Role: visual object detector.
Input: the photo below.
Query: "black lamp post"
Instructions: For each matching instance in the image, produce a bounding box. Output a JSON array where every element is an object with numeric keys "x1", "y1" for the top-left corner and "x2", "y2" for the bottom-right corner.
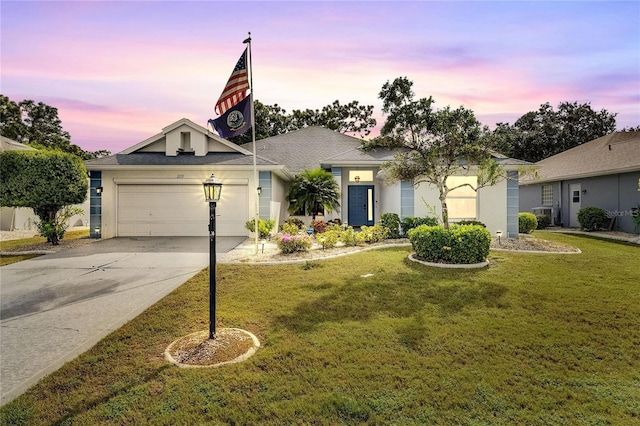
[{"x1": 203, "y1": 173, "x2": 223, "y2": 339}]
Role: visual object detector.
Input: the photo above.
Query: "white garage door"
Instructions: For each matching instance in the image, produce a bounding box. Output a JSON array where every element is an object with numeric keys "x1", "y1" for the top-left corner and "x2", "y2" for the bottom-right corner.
[{"x1": 117, "y1": 184, "x2": 248, "y2": 237}]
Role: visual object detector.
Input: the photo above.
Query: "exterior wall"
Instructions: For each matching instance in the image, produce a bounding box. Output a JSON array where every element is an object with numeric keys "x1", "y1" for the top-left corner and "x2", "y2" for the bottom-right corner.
[
  {"x1": 563, "y1": 172, "x2": 640, "y2": 233},
  {"x1": 477, "y1": 179, "x2": 508, "y2": 237},
  {"x1": 521, "y1": 171, "x2": 640, "y2": 233},
  {"x1": 506, "y1": 171, "x2": 519, "y2": 238},
  {"x1": 0, "y1": 207, "x2": 38, "y2": 231},
  {"x1": 379, "y1": 180, "x2": 402, "y2": 218},
  {"x1": 270, "y1": 172, "x2": 289, "y2": 225},
  {"x1": 519, "y1": 182, "x2": 562, "y2": 225},
  {"x1": 618, "y1": 172, "x2": 640, "y2": 233},
  {"x1": 414, "y1": 183, "x2": 441, "y2": 218},
  {"x1": 95, "y1": 168, "x2": 256, "y2": 239}
]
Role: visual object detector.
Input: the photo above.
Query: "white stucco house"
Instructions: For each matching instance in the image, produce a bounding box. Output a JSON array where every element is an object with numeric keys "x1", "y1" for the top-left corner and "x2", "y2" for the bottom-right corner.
[{"x1": 84, "y1": 118, "x2": 526, "y2": 239}]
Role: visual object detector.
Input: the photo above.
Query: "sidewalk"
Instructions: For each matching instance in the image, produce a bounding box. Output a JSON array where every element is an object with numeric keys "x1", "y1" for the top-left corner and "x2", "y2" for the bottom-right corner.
[{"x1": 545, "y1": 228, "x2": 640, "y2": 245}]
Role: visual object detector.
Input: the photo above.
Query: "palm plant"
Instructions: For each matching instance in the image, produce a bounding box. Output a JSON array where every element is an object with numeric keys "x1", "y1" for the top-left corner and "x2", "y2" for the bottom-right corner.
[{"x1": 286, "y1": 168, "x2": 340, "y2": 220}]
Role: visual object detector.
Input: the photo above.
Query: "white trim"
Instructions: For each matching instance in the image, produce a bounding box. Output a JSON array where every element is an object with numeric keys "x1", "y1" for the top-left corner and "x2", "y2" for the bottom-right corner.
[{"x1": 113, "y1": 178, "x2": 249, "y2": 185}]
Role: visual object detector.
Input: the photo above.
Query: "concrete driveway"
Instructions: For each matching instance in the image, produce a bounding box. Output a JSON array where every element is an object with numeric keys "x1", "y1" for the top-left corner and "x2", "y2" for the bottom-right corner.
[{"x1": 0, "y1": 236, "x2": 245, "y2": 405}]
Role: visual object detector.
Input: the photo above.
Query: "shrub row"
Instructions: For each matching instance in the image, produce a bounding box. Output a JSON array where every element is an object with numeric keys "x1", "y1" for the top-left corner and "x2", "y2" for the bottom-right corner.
[{"x1": 408, "y1": 224, "x2": 490, "y2": 264}]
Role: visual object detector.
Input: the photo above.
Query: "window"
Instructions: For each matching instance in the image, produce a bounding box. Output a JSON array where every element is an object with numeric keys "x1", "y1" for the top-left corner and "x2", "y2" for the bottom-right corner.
[
  {"x1": 349, "y1": 170, "x2": 373, "y2": 183},
  {"x1": 572, "y1": 191, "x2": 580, "y2": 203},
  {"x1": 541, "y1": 185, "x2": 553, "y2": 206},
  {"x1": 446, "y1": 176, "x2": 477, "y2": 220}
]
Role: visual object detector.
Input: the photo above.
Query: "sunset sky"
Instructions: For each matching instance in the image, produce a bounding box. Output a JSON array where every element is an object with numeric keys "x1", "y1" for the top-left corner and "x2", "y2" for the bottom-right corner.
[{"x1": 2, "y1": 1, "x2": 639, "y2": 154}]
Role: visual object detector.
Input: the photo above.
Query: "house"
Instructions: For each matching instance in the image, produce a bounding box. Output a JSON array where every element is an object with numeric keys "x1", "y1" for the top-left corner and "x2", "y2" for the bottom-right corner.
[
  {"x1": 519, "y1": 131, "x2": 640, "y2": 233},
  {"x1": 0, "y1": 136, "x2": 89, "y2": 231},
  {"x1": 84, "y1": 118, "x2": 526, "y2": 240}
]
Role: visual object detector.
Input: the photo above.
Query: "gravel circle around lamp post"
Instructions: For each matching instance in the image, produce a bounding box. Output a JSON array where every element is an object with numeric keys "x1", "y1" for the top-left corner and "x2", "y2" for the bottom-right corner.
[{"x1": 165, "y1": 328, "x2": 260, "y2": 369}]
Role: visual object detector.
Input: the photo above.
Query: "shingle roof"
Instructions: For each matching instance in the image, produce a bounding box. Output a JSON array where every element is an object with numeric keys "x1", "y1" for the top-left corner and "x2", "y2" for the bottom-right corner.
[
  {"x1": 85, "y1": 152, "x2": 277, "y2": 167},
  {"x1": 0, "y1": 136, "x2": 36, "y2": 152},
  {"x1": 520, "y1": 131, "x2": 640, "y2": 184},
  {"x1": 244, "y1": 126, "x2": 368, "y2": 174}
]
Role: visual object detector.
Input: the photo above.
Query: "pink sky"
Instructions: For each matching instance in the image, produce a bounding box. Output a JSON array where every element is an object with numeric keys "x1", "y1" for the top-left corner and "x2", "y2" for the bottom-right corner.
[{"x1": 2, "y1": 1, "x2": 639, "y2": 154}]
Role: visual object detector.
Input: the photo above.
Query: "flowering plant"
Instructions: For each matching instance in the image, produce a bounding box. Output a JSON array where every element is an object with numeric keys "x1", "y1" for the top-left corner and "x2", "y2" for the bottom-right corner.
[{"x1": 275, "y1": 232, "x2": 313, "y2": 254}]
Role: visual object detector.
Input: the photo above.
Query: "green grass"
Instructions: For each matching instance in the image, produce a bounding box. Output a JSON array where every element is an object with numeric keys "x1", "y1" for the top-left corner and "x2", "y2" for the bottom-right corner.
[
  {"x1": 1, "y1": 233, "x2": 639, "y2": 425},
  {"x1": 0, "y1": 229, "x2": 89, "y2": 266}
]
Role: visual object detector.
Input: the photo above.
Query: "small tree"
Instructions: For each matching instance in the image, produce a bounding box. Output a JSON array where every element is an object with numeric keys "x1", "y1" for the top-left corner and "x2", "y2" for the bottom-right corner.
[
  {"x1": 0, "y1": 150, "x2": 88, "y2": 244},
  {"x1": 286, "y1": 168, "x2": 340, "y2": 220},
  {"x1": 367, "y1": 77, "x2": 503, "y2": 229}
]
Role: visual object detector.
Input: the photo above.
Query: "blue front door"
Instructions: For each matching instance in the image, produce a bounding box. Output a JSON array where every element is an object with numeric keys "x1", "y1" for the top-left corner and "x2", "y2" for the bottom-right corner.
[{"x1": 348, "y1": 185, "x2": 375, "y2": 226}]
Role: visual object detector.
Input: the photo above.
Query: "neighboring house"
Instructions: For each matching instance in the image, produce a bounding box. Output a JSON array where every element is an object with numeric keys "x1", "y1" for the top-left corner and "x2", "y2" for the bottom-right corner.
[
  {"x1": 519, "y1": 131, "x2": 640, "y2": 233},
  {"x1": 0, "y1": 137, "x2": 89, "y2": 231},
  {"x1": 84, "y1": 118, "x2": 527, "y2": 240}
]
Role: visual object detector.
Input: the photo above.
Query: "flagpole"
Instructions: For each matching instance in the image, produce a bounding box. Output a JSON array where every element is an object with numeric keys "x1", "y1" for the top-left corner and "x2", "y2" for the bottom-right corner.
[{"x1": 244, "y1": 33, "x2": 259, "y2": 255}]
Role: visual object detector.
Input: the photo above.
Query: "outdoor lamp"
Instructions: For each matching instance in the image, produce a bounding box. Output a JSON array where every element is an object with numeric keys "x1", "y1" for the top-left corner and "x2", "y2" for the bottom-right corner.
[
  {"x1": 95, "y1": 186, "x2": 103, "y2": 195},
  {"x1": 496, "y1": 230, "x2": 503, "y2": 245},
  {"x1": 354, "y1": 176, "x2": 361, "y2": 183},
  {"x1": 203, "y1": 173, "x2": 223, "y2": 340},
  {"x1": 257, "y1": 186, "x2": 262, "y2": 195},
  {"x1": 203, "y1": 173, "x2": 223, "y2": 202}
]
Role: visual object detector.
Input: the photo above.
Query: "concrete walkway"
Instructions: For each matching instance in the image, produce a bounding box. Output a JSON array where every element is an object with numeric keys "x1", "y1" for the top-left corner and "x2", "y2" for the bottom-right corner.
[{"x1": 0, "y1": 236, "x2": 244, "y2": 406}]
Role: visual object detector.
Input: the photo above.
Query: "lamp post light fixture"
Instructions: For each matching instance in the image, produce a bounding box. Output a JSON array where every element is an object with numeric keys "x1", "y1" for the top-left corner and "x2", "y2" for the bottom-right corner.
[
  {"x1": 496, "y1": 230, "x2": 503, "y2": 245},
  {"x1": 203, "y1": 173, "x2": 223, "y2": 340}
]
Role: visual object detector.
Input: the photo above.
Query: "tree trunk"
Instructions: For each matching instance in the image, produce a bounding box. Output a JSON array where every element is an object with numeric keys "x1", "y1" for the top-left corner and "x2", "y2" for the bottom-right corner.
[{"x1": 437, "y1": 181, "x2": 449, "y2": 230}]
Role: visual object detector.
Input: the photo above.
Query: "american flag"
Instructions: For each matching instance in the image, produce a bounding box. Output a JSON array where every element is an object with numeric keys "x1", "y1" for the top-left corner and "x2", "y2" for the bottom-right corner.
[{"x1": 215, "y1": 48, "x2": 249, "y2": 115}]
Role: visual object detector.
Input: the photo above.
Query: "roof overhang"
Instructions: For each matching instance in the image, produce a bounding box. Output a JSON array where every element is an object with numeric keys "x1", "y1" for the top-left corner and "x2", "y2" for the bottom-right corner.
[{"x1": 520, "y1": 165, "x2": 640, "y2": 185}]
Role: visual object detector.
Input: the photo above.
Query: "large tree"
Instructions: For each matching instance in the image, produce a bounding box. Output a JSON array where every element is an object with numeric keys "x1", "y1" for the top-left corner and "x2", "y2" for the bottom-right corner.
[
  {"x1": 229, "y1": 99, "x2": 376, "y2": 144},
  {"x1": 498, "y1": 101, "x2": 617, "y2": 162},
  {"x1": 285, "y1": 168, "x2": 341, "y2": 220},
  {"x1": 0, "y1": 150, "x2": 88, "y2": 244},
  {"x1": 365, "y1": 77, "x2": 502, "y2": 229},
  {"x1": 0, "y1": 95, "x2": 109, "y2": 159}
]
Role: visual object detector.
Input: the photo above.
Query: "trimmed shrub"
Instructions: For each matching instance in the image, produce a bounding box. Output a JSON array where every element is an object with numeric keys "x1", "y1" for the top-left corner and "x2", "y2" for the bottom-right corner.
[
  {"x1": 401, "y1": 216, "x2": 439, "y2": 235},
  {"x1": 379, "y1": 213, "x2": 401, "y2": 238},
  {"x1": 408, "y1": 224, "x2": 490, "y2": 264},
  {"x1": 577, "y1": 207, "x2": 608, "y2": 231},
  {"x1": 360, "y1": 224, "x2": 390, "y2": 243},
  {"x1": 245, "y1": 218, "x2": 275, "y2": 239},
  {"x1": 518, "y1": 212, "x2": 538, "y2": 234},
  {"x1": 535, "y1": 214, "x2": 551, "y2": 230},
  {"x1": 317, "y1": 230, "x2": 339, "y2": 249},
  {"x1": 275, "y1": 232, "x2": 313, "y2": 254},
  {"x1": 340, "y1": 226, "x2": 365, "y2": 247},
  {"x1": 282, "y1": 217, "x2": 305, "y2": 231},
  {"x1": 281, "y1": 222, "x2": 301, "y2": 235},
  {"x1": 310, "y1": 219, "x2": 328, "y2": 234}
]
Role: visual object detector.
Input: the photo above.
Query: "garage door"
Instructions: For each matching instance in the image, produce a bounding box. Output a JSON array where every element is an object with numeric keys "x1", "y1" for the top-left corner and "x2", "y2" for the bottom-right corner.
[{"x1": 117, "y1": 184, "x2": 248, "y2": 237}]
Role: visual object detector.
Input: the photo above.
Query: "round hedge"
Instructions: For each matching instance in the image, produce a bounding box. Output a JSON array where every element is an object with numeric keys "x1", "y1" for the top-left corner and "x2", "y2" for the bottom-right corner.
[
  {"x1": 518, "y1": 212, "x2": 538, "y2": 234},
  {"x1": 577, "y1": 206, "x2": 607, "y2": 231},
  {"x1": 408, "y1": 224, "x2": 491, "y2": 264}
]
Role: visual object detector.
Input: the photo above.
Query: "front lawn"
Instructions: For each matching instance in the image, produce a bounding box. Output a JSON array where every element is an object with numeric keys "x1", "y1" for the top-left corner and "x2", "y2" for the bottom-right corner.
[{"x1": 1, "y1": 233, "x2": 639, "y2": 424}]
